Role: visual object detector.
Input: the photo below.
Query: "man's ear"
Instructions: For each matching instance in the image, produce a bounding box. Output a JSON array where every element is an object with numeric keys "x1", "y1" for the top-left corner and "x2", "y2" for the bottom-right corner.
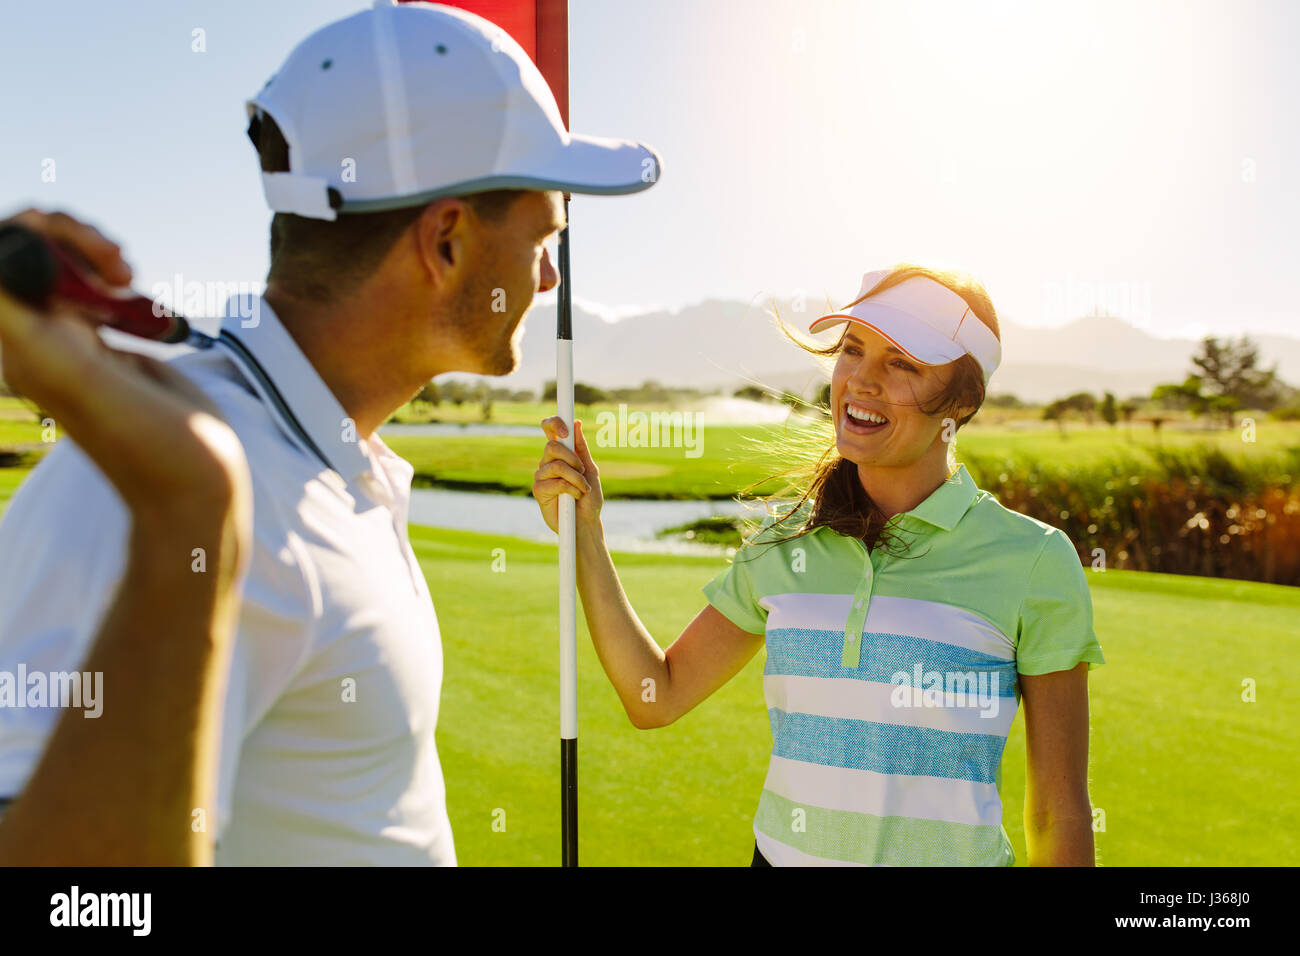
[{"x1": 414, "y1": 197, "x2": 469, "y2": 285}]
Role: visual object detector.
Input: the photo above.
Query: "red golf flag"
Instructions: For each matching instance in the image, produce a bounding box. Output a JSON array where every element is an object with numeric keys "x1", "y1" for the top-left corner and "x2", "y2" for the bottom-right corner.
[{"x1": 401, "y1": 0, "x2": 569, "y2": 128}]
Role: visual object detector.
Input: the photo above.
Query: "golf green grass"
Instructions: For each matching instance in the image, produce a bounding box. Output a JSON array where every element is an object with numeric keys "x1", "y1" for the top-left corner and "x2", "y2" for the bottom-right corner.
[
  {"x1": 384, "y1": 423, "x2": 791, "y2": 499},
  {"x1": 0, "y1": 466, "x2": 31, "y2": 505},
  {"x1": 1, "y1": 417, "x2": 1295, "y2": 865},
  {"x1": 0, "y1": 418, "x2": 43, "y2": 447},
  {"x1": 0, "y1": 465, "x2": 1293, "y2": 864},
  {"x1": 380, "y1": 417, "x2": 1300, "y2": 499},
  {"x1": 418, "y1": 524, "x2": 1298, "y2": 866}
]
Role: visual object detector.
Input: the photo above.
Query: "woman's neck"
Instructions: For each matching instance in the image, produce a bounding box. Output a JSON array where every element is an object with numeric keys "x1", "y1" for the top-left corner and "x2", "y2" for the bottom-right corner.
[{"x1": 856, "y1": 450, "x2": 952, "y2": 521}]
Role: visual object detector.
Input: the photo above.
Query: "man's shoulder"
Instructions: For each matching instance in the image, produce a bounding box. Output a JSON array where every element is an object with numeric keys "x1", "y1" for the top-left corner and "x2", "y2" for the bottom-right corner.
[
  {"x1": 166, "y1": 348, "x2": 319, "y2": 480},
  {"x1": 0, "y1": 346, "x2": 327, "y2": 561}
]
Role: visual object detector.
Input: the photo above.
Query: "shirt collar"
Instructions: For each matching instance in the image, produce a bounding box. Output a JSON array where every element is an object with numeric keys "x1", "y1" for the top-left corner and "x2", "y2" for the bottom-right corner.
[
  {"x1": 217, "y1": 294, "x2": 373, "y2": 485},
  {"x1": 894, "y1": 462, "x2": 982, "y2": 532}
]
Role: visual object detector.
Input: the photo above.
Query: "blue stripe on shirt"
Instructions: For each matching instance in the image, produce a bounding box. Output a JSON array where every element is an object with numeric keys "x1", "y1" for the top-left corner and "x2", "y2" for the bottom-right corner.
[
  {"x1": 768, "y1": 709, "x2": 1008, "y2": 783},
  {"x1": 766, "y1": 627, "x2": 1019, "y2": 696}
]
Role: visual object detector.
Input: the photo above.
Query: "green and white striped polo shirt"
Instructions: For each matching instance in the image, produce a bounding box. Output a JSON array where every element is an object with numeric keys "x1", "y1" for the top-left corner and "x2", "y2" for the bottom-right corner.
[{"x1": 702, "y1": 463, "x2": 1104, "y2": 866}]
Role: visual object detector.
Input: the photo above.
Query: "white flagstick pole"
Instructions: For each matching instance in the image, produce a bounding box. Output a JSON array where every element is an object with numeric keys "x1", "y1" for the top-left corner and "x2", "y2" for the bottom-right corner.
[{"x1": 555, "y1": 196, "x2": 578, "y2": 866}]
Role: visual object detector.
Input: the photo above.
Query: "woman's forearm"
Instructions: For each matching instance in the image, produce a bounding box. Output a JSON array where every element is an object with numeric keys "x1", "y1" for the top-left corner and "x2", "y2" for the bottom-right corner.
[
  {"x1": 0, "y1": 502, "x2": 243, "y2": 866},
  {"x1": 1025, "y1": 812, "x2": 1097, "y2": 866},
  {"x1": 575, "y1": 521, "x2": 672, "y2": 728}
]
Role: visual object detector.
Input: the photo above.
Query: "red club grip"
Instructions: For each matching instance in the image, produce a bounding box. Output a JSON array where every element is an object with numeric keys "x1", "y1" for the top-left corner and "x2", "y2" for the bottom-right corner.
[{"x1": 0, "y1": 223, "x2": 190, "y2": 343}]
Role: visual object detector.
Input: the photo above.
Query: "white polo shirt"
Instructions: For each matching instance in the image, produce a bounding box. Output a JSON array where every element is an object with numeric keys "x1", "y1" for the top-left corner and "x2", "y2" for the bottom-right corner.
[{"x1": 0, "y1": 294, "x2": 455, "y2": 865}]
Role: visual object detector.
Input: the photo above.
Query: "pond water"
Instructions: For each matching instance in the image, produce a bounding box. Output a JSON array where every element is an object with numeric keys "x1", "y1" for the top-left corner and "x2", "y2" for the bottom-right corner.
[
  {"x1": 407, "y1": 488, "x2": 770, "y2": 554},
  {"x1": 383, "y1": 423, "x2": 543, "y2": 437}
]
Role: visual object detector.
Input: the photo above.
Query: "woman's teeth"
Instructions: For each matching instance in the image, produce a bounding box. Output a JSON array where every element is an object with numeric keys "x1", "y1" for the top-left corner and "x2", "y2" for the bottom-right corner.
[{"x1": 845, "y1": 405, "x2": 889, "y2": 426}]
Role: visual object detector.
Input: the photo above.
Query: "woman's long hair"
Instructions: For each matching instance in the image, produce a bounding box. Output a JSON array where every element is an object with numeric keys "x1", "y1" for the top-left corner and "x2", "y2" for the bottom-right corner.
[{"x1": 738, "y1": 264, "x2": 1001, "y2": 558}]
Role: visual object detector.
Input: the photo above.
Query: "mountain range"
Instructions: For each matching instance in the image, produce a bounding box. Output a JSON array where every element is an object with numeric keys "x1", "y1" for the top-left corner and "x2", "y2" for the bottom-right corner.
[{"x1": 477, "y1": 299, "x2": 1300, "y2": 405}]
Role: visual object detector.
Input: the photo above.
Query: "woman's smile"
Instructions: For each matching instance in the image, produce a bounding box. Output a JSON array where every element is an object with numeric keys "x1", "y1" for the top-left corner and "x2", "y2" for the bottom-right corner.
[{"x1": 842, "y1": 399, "x2": 892, "y2": 436}]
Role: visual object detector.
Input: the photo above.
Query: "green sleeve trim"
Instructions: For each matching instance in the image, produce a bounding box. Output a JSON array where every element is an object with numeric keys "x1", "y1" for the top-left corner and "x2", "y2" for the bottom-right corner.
[
  {"x1": 700, "y1": 574, "x2": 767, "y2": 636},
  {"x1": 1016, "y1": 646, "x2": 1105, "y2": 676}
]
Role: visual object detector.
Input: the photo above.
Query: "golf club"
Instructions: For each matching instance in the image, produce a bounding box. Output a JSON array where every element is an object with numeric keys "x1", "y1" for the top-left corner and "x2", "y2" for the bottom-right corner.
[{"x1": 0, "y1": 223, "x2": 213, "y2": 349}]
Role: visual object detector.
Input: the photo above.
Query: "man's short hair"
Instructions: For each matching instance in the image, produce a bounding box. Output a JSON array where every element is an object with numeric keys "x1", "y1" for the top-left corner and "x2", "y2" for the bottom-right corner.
[{"x1": 251, "y1": 113, "x2": 522, "y2": 302}]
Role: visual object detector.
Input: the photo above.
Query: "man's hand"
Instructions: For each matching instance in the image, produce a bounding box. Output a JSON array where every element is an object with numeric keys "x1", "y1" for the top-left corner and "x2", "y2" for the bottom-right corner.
[{"x1": 0, "y1": 208, "x2": 248, "y2": 516}]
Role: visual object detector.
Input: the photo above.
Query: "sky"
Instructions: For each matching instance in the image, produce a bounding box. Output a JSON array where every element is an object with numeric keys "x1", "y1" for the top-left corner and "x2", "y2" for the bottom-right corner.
[{"x1": 1, "y1": 0, "x2": 1296, "y2": 340}]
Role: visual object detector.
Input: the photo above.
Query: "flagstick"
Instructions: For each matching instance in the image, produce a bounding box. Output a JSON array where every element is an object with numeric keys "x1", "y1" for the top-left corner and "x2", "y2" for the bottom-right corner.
[{"x1": 555, "y1": 195, "x2": 578, "y2": 867}]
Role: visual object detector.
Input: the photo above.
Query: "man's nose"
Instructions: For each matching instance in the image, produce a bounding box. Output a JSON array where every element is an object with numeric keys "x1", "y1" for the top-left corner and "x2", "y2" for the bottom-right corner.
[{"x1": 538, "y1": 246, "x2": 559, "y2": 294}]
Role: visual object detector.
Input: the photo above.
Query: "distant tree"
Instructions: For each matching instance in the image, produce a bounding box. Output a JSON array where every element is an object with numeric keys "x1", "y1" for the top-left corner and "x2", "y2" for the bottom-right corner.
[
  {"x1": 542, "y1": 380, "x2": 606, "y2": 404},
  {"x1": 573, "y1": 382, "x2": 607, "y2": 405},
  {"x1": 1266, "y1": 382, "x2": 1300, "y2": 421},
  {"x1": 1064, "y1": 391, "x2": 1097, "y2": 425},
  {"x1": 1100, "y1": 391, "x2": 1118, "y2": 428},
  {"x1": 734, "y1": 386, "x2": 770, "y2": 402},
  {"x1": 639, "y1": 380, "x2": 671, "y2": 403},
  {"x1": 1151, "y1": 375, "x2": 1218, "y2": 425},
  {"x1": 1206, "y1": 394, "x2": 1241, "y2": 426},
  {"x1": 984, "y1": 393, "x2": 1025, "y2": 409},
  {"x1": 471, "y1": 381, "x2": 493, "y2": 421},
  {"x1": 1119, "y1": 399, "x2": 1139, "y2": 439},
  {"x1": 442, "y1": 380, "x2": 470, "y2": 406},
  {"x1": 415, "y1": 382, "x2": 441, "y2": 407},
  {"x1": 1271, "y1": 395, "x2": 1300, "y2": 421},
  {"x1": 1043, "y1": 400, "x2": 1068, "y2": 438},
  {"x1": 1190, "y1": 335, "x2": 1282, "y2": 425},
  {"x1": 816, "y1": 383, "x2": 831, "y2": 409}
]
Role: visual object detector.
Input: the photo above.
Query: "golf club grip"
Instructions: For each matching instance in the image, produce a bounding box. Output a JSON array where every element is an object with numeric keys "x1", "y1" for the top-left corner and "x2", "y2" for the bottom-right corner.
[{"x1": 0, "y1": 223, "x2": 191, "y2": 344}]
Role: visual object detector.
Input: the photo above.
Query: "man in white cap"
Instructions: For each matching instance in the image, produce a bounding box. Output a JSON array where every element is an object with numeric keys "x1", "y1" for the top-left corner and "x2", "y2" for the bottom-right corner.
[{"x1": 0, "y1": 0, "x2": 660, "y2": 864}]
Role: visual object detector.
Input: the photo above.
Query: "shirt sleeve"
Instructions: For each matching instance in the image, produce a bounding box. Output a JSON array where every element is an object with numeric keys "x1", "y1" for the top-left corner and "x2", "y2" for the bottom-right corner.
[
  {"x1": 699, "y1": 518, "x2": 774, "y2": 636},
  {"x1": 0, "y1": 442, "x2": 129, "y2": 798},
  {"x1": 0, "y1": 438, "x2": 319, "y2": 845},
  {"x1": 1014, "y1": 528, "x2": 1106, "y2": 676}
]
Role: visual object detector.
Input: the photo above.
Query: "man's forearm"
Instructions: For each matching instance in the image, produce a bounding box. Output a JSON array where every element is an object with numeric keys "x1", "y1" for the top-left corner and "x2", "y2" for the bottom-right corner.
[{"x1": 0, "y1": 508, "x2": 243, "y2": 865}]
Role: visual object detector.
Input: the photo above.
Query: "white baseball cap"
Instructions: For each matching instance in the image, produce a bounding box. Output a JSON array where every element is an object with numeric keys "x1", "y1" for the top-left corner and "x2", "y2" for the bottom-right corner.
[
  {"x1": 247, "y1": 0, "x2": 662, "y2": 221},
  {"x1": 808, "y1": 270, "x2": 1002, "y2": 386}
]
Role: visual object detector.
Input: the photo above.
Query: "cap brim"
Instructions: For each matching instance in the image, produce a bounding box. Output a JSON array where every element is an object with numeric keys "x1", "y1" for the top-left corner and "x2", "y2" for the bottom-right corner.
[
  {"x1": 808, "y1": 304, "x2": 966, "y2": 366},
  {"x1": 334, "y1": 134, "x2": 662, "y2": 213},
  {"x1": 520, "y1": 133, "x2": 662, "y2": 195}
]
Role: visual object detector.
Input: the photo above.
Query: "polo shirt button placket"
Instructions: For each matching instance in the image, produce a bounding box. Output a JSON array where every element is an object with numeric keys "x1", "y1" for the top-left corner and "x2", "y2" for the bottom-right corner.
[{"x1": 842, "y1": 554, "x2": 874, "y2": 669}]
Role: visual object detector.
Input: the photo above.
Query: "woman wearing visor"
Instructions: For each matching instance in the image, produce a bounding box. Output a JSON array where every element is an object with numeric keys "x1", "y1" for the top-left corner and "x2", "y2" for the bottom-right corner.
[{"x1": 531, "y1": 264, "x2": 1104, "y2": 866}]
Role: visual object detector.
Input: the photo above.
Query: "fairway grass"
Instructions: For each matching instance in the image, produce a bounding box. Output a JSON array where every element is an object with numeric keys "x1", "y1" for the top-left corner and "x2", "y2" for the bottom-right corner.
[
  {"x1": 0, "y1": 466, "x2": 32, "y2": 506},
  {"x1": 379, "y1": 418, "x2": 1300, "y2": 499},
  {"x1": 416, "y1": 525, "x2": 1298, "y2": 866},
  {"x1": 0, "y1": 462, "x2": 1292, "y2": 865}
]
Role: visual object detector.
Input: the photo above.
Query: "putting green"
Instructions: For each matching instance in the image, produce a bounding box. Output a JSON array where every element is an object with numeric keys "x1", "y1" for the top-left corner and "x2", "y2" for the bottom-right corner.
[{"x1": 417, "y1": 525, "x2": 1298, "y2": 866}]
